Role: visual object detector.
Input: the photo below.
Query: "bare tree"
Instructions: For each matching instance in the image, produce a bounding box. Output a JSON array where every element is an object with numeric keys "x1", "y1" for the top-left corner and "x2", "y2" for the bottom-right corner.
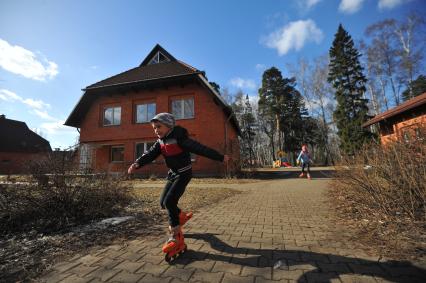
[{"x1": 365, "y1": 19, "x2": 401, "y2": 106}]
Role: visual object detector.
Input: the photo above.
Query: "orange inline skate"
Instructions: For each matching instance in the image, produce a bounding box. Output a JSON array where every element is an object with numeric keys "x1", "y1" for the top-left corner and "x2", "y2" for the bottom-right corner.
[
  {"x1": 162, "y1": 226, "x2": 187, "y2": 263},
  {"x1": 179, "y1": 211, "x2": 193, "y2": 226}
]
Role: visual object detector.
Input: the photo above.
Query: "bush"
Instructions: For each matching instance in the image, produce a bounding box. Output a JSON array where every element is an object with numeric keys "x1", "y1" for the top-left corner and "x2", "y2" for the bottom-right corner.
[
  {"x1": 331, "y1": 134, "x2": 425, "y2": 258},
  {"x1": 332, "y1": 138, "x2": 425, "y2": 222},
  {"x1": 0, "y1": 154, "x2": 133, "y2": 234}
]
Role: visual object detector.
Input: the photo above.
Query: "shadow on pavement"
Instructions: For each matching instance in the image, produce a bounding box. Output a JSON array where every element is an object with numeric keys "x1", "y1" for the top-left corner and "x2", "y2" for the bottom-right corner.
[
  {"x1": 178, "y1": 233, "x2": 425, "y2": 283},
  {"x1": 247, "y1": 168, "x2": 335, "y2": 180}
]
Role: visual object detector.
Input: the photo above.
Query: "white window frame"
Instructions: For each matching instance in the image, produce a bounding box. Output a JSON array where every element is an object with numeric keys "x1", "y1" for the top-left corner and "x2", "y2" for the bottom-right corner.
[
  {"x1": 136, "y1": 103, "x2": 156, "y2": 123},
  {"x1": 171, "y1": 98, "x2": 194, "y2": 120},
  {"x1": 148, "y1": 51, "x2": 170, "y2": 65},
  {"x1": 111, "y1": 146, "x2": 124, "y2": 163},
  {"x1": 103, "y1": 106, "x2": 121, "y2": 126}
]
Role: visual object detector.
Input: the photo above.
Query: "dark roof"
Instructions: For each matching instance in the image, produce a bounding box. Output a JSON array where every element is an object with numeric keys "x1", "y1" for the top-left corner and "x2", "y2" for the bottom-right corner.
[
  {"x1": 0, "y1": 115, "x2": 52, "y2": 153},
  {"x1": 65, "y1": 44, "x2": 241, "y2": 135},
  {"x1": 363, "y1": 92, "x2": 426, "y2": 127},
  {"x1": 85, "y1": 44, "x2": 199, "y2": 90}
]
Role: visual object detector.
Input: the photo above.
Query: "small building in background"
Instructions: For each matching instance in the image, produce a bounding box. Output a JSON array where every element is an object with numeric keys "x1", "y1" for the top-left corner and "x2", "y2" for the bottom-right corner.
[
  {"x1": 362, "y1": 92, "x2": 426, "y2": 145},
  {"x1": 0, "y1": 115, "x2": 52, "y2": 174}
]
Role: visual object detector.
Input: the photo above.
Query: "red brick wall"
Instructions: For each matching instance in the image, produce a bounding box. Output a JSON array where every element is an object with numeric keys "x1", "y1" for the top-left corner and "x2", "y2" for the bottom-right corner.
[
  {"x1": 0, "y1": 152, "x2": 49, "y2": 174},
  {"x1": 79, "y1": 82, "x2": 239, "y2": 176},
  {"x1": 380, "y1": 114, "x2": 426, "y2": 145}
]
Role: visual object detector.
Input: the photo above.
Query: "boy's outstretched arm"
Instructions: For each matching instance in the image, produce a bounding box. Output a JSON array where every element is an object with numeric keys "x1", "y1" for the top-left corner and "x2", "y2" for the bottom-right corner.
[
  {"x1": 180, "y1": 138, "x2": 226, "y2": 162},
  {"x1": 127, "y1": 141, "x2": 161, "y2": 174}
]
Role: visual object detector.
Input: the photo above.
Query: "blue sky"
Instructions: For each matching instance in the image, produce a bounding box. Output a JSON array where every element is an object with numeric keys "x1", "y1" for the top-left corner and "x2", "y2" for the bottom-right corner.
[{"x1": 0, "y1": 0, "x2": 423, "y2": 149}]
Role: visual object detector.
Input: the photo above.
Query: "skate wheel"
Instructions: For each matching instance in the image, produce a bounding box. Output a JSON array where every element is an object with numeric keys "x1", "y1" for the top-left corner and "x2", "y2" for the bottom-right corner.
[{"x1": 165, "y1": 254, "x2": 172, "y2": 263}]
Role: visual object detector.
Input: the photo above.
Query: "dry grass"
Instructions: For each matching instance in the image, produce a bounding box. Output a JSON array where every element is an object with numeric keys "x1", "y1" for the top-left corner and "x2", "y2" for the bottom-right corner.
[
  {"x1": 330, "y1": 137, "x2": 426, "y2": 260},
  {"x1": 0, "y1": 177, "x2": 241, "y2": 282}
]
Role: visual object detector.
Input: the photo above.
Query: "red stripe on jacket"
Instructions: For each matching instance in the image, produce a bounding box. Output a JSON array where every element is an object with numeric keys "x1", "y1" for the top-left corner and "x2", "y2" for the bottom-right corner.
[{"x1": 160, "y1": 143, "x2": 183, "y2": 156}]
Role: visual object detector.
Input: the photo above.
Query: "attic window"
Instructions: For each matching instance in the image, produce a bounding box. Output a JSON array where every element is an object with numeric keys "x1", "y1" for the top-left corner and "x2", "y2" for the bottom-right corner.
[{"x1": 148, "y1": 51, "x2": 170, "y2": 65}]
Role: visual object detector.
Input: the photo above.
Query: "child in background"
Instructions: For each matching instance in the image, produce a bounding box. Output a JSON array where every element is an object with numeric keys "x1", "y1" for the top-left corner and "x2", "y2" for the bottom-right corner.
[
  {"x1": 297, "y1": 144, "x2": 312, "y2": 179},
  {"x1": 128, "y1": 113, "x2": 229, "y2": 257}
]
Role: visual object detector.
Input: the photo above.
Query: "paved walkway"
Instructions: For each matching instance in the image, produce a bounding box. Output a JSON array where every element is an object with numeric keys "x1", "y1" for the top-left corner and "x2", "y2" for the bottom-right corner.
[{"x1": 41, "y1": 175, "x2": 426, "y2": 283}]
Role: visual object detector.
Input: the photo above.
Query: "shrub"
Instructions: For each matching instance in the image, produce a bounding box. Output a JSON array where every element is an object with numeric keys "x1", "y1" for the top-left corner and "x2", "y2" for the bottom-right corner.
[
  {"x1": 0, "y1": 154, "x2": 133, "y2": 234},
  {"x1": 331, "y1": 133, "x2": 426, "y2": 258}
]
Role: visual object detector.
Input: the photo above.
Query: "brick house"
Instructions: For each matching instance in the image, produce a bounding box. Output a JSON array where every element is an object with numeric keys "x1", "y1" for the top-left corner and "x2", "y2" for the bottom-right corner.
[
  {"x1": 65, "y1": 44, "x2": 240, "y2": 176},
  {"x1": 362, "y1": 92, "x2": 426, "y2": 145},
  {"x1": 0, "y1": 114, "x2": 52, "y2": 174}
]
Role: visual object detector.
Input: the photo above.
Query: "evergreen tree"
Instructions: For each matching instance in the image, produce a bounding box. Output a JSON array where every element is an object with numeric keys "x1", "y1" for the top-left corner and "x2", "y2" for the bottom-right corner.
[
  {"x1": 258, "y1": 67, "x2": 286, "y2": 159},
  {"x1": 402, "y1": 74, "x2": 426, "y2": 101},
  {"x1": 328, "y1": 24, "x2": 372, "y2": 155}
]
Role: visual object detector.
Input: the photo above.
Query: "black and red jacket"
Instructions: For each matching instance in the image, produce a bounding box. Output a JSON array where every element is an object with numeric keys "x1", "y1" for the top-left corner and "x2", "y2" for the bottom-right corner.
[{"x1": 135, "y1": 126, "x2": 224, "y2": 173}]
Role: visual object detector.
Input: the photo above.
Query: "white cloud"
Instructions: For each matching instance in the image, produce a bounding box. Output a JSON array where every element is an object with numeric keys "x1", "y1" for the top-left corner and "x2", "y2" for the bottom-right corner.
[
  {"x1": 264, "y1": 19, "x2": 323, "y2": 55},
  {"x1": 0, "y1": 38, "x2": 58, "y2": 81},
  {"x1": 306, "y1": 0, "x2": 322, "y2": 9},
  {"x1": 378, "y1": 0, "x2": 405, "y2": 9},
  {"x1": 32, "y1": 109, "x2": 57, "y2": 121},
  {"x1": 229, "y1": 77, "x2": 257, "y2": 90},
  {"x1": 40, "y1": 120, "x2": 72, "y2": 134},
  {"x1": 0, "y1": 89, "x2": 50, "y2": 110},
  {"x1": 338, "y1": 0, "x2": 365, "y2": 13},
  {"x1": 0, "y1": 89, "x2": 21, "y2": 101},
  {"x1": 23, "y1": 98, "x2": 50, "y2": 110}
]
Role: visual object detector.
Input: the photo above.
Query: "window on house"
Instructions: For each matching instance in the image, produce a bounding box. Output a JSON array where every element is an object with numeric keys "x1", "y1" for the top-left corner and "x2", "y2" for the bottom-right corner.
[
  {"x1": 111, "y1": 146, "x2": 124, "y2": 162},
  {"x1": 136, "y1": 103, "x2": 156, "y2": 123},
  {"x1": 148, "y1": 51, "x2": 170, "y2": 65},
  {"x1": 172, "y1": 98, "x2": 194, "y2": 119},
  {"x1": 104, "y1": 107, "x2": 121, "y2": 126},
  {"x1": 135, "y1": 142, "x2": 156, "y2": 159}
]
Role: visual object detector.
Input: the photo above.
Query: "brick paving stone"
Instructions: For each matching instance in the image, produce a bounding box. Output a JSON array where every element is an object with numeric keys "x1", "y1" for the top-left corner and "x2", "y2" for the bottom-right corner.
[
  {"x1": 305, "y1": 272, "x2": 339, "y2": 283},
  {"x1": 136, "y1": 262, "x2": 169, "y2": 275},
  {"x1": 255, "y1": 276, "x2": 289, "y2": 283},
  {"x1": 189, "y1": 270, "x2": 224, "y2": 283},
  {"x1": 66, "y1": 264, "x2": 100, "y2": 277},
  {"x1": 212, "y1": 261, "x2": 242, "y2": 275},
  {"x1": 184, "y1": 259, "x2": 216, "y2": 272},
  {"x1": 91, "y1": 257, "x2": 124, "y2": 269},
  {"x1": 75, "y1": 255, "x2": 103, "y2": 266},
  {"x1": 112, "y1": 260, "x2": 144, "y2": 273},
  {"x1": 39, "y1": 271, "x2": 72, "y2": 283},
  {"x1": 273, "y1": 269, "x2": 305, "y2": 281},
  {"x1": 108, "y1": 270, "x2": 145, "y2": 283},
  {"x1": 138, "y1": 274, "x2": 172, "y2": 283},
  {"x1": 222, "y1": 273, "x2": 255, "y2": 283},
  {"x1": 139, "y1": 253, "x2": 165, "y2": 265},
  {"x1": 117, "y1": 251, "x2": 145, "y2": 262},
  {"x1": 52, "y1": 261, "x2": 81, "y2": 273},
  {"x1": 83, "y1": 267, "x2": 120, "y2": 282},
  {"x1": 158, "y1": 266, "x2": 195, "y2": 281},
  {"x1": 241, "y1": 266, "x2": 272, "y2": 280},
  {"x1": 58, "y1": 274, "x2": 94, "y2": 283}
]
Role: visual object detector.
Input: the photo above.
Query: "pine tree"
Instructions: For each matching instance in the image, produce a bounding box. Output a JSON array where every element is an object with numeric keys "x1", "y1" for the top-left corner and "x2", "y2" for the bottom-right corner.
[
  {"x1": 328, "y1": 24, "x2": 372, "y2": 155},
  {"x1": 402, "y1": 74, "x2": 426, "y2": 101},
  {"x1": 258, "y1": 67, "x2": 287, "y2": 159}
]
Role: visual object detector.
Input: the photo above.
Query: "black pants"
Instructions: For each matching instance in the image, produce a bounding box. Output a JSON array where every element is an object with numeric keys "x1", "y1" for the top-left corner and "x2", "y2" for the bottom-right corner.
[
  {"x1": 302, "y1": 163, "x2": 311, "y2": 174},
  {"x1": 160, "y1": 170, "x2": 192, "y2": 227}
]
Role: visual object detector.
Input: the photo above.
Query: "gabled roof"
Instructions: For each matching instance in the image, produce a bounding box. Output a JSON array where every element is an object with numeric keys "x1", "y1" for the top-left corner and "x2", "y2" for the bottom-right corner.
[
  {"x1": 65, "y1": 44, "x2": 241, "y2": 135},
  {"x1": 85, "y1": 44, "x2": 199, "y2": 90},
  {"x1": 362, "y1": 92, "x2": 426, "y2": 127},
  {"x1": 0, "y1": 115, "x2": 52, "y2": 153}
]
